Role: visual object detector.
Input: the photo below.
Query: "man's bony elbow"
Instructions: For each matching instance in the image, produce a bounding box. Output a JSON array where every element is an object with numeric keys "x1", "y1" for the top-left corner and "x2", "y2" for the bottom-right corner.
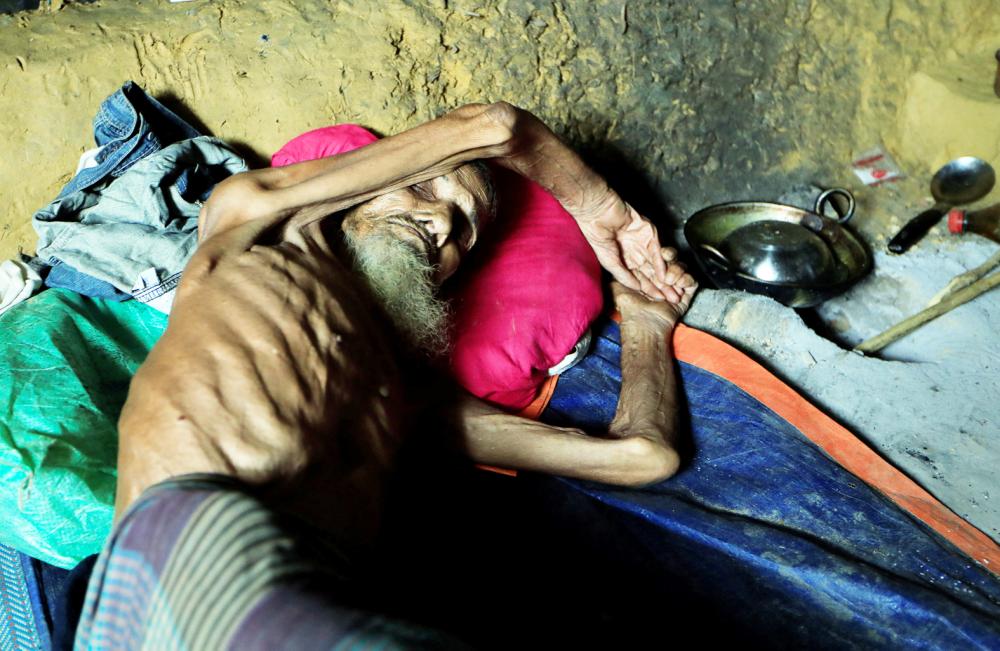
[
  {"x1": 483, "y1": 101, "x2": 519, "y2": 153},
  {"x1": 617, "y1": 436, "x2": 680, "y2": 487},
  {"x1": 199, "y1": 172, "x2": 274, "y2": 239},
  {"x1": 206, "y1": 172, "x2": 269, "y2": 213},
  {"x1": 448, "y1": 101, "x2": 519, "y2": 155}
]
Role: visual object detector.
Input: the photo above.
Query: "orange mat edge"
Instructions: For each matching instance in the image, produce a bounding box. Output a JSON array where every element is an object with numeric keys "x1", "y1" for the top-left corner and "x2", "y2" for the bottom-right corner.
[{"x1": 672, "y1": 323, "x2": 999, "y2": 575}]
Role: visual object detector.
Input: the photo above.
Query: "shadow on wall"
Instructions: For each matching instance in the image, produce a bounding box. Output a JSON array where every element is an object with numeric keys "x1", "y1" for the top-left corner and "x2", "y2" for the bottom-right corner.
[
  {"x1": 0, "y1": 0, "x2": 38, "y2": 12},
  {"x1": 573, "y1": 123, "x2": 706, "y2": 284},
  {"x1": 155, "y1": 91, "x2": 272, "y2": 169},
  {"x1": 0, "y1": 0, "x2": 96, "y2": 14},
  {"x1": 579, "y1": 140, "x2": 680, "y2": 233}
]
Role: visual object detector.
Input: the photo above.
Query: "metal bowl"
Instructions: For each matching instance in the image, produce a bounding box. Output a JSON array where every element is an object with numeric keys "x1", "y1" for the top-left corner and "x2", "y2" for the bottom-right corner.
[
  {"x1": 684, "y1": 188, "x2": 871, "y2": 308},
  {"x1": 723, "y1": 220, "x2": 836, "y2": 284}
]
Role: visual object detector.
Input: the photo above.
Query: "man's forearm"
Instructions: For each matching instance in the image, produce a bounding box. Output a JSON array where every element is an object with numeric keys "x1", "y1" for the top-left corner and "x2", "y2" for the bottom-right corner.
[
  {"x1": 201, "y1": 102, "x2": 615, "y2": 239},
  {"x1": 605, "y1": 280, "x2": 688, "y2": 478},
  {"x1": 261, "y1": 102, "x2": 612, "y2": 223},
  {"x1": 200, "y1": 103, "x2": 515, "y2": 239},
  {"x1": 610, "y1": 320, "x2": 679, "y2": 444},
  {"x1": 488, "y1": 105, "x2": 616, "y2": 223},
  {"x1": 451, "y1": 394, "x2": 676, "y2": 487}
]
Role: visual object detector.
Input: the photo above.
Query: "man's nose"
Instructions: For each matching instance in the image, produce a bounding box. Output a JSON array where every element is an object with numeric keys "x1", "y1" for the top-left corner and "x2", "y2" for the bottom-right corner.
[{"x1": 412, "y1": 202, "x2": 454, "y2": 248}]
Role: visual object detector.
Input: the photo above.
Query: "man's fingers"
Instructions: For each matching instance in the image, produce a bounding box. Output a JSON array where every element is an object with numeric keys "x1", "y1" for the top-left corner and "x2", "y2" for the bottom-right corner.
[
  {"x1": 622, "y1": 245, "x2": 675, "y2": 301},
  {"x1": 636, "y1": 266, "x2": 678, "y2": 303},
  {"x1": 624, "y1": 207, "x2": 667, "y2": 283},
  {"x1": 603, "y1": 257, "x2": 643, "y2": 294},
  {"x1": 600, "y1": 245, "x2": 666, "y2": 301},
  {"x1": 647, "y1": 239, "x2": 668, "y2": 283},
  {"x1": 678, "y1": 283, "x2": 696, "y2": 312},
  {"x1": 664, "y1": 261, "x2": 687, "y2": 286},
  {"x1": 678, "y1": 271, "x2": 698, "y2": 289},
  {"x1": 634, "y1": 271, "x2": 664, "y2": 301}
]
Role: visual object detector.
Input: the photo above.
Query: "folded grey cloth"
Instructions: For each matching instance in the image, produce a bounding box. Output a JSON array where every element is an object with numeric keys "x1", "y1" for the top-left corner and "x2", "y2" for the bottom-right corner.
[{"x1": 33, "y1": 136, "x2": 248, "y2": 312}]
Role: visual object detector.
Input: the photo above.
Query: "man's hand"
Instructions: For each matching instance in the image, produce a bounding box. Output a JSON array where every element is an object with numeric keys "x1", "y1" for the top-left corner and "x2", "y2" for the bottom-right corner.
[
  {"x1": 609, "y1": 247, "x2": 697, "y2": 324},
  {"x1": 576, "y1": 197, "x2": 673, "y2": 302}
]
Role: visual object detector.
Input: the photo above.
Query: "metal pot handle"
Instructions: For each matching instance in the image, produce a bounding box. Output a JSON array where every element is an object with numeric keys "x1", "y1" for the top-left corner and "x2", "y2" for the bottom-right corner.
[
  {"x1": 698, "y1": 243, "x2": 734, "y2": 274},
  {"x1": 814, "y1": 188, "x2": 856, "y2": 224}
]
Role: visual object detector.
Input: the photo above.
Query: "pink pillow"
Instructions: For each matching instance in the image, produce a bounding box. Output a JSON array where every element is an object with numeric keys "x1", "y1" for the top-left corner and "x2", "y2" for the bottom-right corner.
[
  {"x1": 271, "y1": 125, "x2": 603, "y2": 410},
  {"x1": 271, "y1": 124, "x2": 378, "y2": 167},
  {"x1": 446, "y1": 166, "x2": 602, "y2": 408}
]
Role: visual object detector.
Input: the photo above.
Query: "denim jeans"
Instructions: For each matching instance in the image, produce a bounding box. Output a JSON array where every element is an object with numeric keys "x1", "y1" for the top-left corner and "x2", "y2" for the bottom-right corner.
[
  {"x1": 34, "y1": 136, "x2": 247, "y2": 312},
  {"x1": 37, "y1": 81, "x2": 203, "y2": 301},
  {"x1": 44, "y1": 259, "x2": 130, "y2": 301},
  {"x1": 56, "y1": 81, "x2": 201, "y2": 200},
  {"x1": 32, "y1": 81, "x2": 247, "y2": 311}
]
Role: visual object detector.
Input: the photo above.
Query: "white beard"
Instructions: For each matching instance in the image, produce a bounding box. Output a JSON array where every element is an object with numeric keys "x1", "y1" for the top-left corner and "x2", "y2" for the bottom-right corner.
[{"x1": 343, "y1": 230, "x2": 451, "y2": 356}]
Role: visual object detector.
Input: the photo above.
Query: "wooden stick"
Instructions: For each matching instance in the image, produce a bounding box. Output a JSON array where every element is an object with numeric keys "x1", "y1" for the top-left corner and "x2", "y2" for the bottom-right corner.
[
  {"x1": 925, "y1": 248, "x2": 1000, "y2": 308},
  {"x1": 855, "y1": 270, "x2": 1000, "y2": 354}
]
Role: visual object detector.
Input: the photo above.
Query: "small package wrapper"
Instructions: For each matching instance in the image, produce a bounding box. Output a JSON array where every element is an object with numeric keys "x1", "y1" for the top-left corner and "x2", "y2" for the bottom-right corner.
[{"x1": 851, "y1": 146, "x2": 904, "y2": 186}]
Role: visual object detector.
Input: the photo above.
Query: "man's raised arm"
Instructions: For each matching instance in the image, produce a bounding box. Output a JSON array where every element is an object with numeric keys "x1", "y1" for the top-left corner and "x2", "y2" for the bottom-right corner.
[
  {"x1": 487, "y1": 104, "x2": 671, "y2": 300},
  {"x1": 202, "y1": 102, "x2": 675, "y2": 300},
  {"x1": 198, "y1": 103, "x2": 514, "y2": 239}
]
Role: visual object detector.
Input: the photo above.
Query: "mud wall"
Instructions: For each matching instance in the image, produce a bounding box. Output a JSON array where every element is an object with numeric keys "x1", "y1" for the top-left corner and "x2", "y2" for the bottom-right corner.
[{"x1": 1, "y1": 0, "x2": 998, "y2": 261}]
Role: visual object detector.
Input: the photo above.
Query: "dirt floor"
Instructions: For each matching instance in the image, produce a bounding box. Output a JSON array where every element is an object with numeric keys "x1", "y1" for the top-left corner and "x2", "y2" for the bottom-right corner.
[{"x1": 1, "y1": 1, "x2": 998, "y2": 542}]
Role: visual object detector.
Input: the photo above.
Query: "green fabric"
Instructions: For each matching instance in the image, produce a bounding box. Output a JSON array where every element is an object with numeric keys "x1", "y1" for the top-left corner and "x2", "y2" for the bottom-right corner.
[{"x1": 0, "y1": 289, "x2": 166, "y2": 568}]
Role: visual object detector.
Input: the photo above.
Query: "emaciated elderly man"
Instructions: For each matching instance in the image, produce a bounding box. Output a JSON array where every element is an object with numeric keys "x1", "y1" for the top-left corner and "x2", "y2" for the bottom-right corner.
[{"x1": 73, "y1": 102, "x2": 695, "y2": 648}]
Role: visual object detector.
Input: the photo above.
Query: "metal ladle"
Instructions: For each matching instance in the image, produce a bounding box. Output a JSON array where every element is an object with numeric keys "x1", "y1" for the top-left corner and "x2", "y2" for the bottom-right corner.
[{"x1": 887, "y1": 156, "x2": 995, "y2": 253}]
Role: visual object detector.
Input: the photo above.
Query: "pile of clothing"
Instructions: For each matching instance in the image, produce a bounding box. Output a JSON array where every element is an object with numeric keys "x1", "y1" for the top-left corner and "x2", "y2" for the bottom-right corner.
[{"x1": 34, "y1": 81, "x2": 248, "y2": 311}]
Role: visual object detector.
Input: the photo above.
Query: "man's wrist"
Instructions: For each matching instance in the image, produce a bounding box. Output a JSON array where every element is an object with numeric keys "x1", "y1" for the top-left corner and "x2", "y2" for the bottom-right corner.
[{"x1": 568, "y1": 181, "x2": 619, "y2": 223}]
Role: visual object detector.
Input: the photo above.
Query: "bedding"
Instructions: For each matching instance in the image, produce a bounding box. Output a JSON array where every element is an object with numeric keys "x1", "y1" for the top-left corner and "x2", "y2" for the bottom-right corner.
[
  {"x1": 373, "y1": 317, "x2": 1000, "y2": 648},
  {"x1": 0, "y1": 290, "x2": 166, "y2": 567},
  {"x1": 0, "y1": 543, "x2": 46, "y2": 651}
]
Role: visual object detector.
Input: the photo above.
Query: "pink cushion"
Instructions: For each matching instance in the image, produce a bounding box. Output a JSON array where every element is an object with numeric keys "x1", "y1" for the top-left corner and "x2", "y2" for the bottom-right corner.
[
  {"x1": 271, "y1": 125, "x2": 602, "y2": 410},
  {"x1": 270, "y1": 124, "x2": 378, "y2": 168},
  {"x1": 446, "y1": 166, "x2": 602, "y2": 408}
]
